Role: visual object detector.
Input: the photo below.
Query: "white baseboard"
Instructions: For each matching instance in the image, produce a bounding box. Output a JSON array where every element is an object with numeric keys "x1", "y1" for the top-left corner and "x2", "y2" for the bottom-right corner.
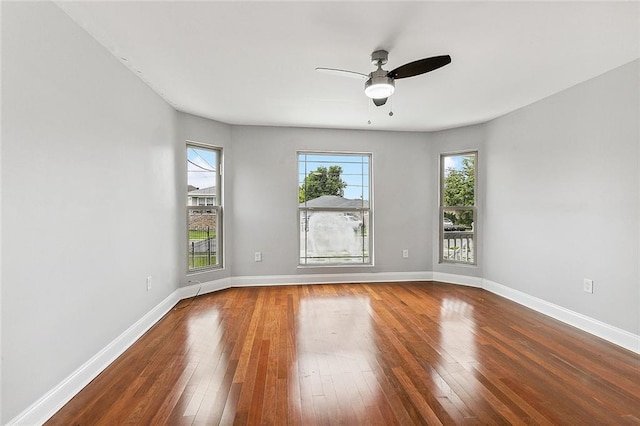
[
  {"x1": 432, "y1": 272, "x2": 483, "y2": 288},
  {"x1": 12, "y1": 272, "x2": 637, "y2": 425},
  {"x1": 482, "y1": 279, "x2": 640, "y2": 354},
  {"x1": 177, "y1": 276, "x2": 233, "y2": 299},
  {"x1": 7, "y1": 291, "x2": 181, "y2": 426}
]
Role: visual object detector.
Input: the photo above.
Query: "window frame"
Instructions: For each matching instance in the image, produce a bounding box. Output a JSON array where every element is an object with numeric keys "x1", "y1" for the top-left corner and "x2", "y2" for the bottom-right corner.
[
  {"x1": 297, "y1": 151, "x2": 373, "y2": 267},
  {"x1": 439, "y1": 150, "x2": 477, "y2": 265},
  {"x1": 187, "y1": 142, "x2": 223, "y2": 273}
]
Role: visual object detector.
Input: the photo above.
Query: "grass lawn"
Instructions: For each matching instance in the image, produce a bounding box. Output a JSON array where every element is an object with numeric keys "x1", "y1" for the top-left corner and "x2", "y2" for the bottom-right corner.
[{"x1": 189, "y1": 230, "x2": 216, "y2": 239}]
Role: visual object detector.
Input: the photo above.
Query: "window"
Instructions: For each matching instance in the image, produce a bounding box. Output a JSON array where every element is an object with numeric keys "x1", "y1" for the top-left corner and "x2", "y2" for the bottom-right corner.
[
  {"x1": 440, "y1": 151, "x2": 476, "y2": 264},
  {"x1": 298, "y1": 152, "x2": 371, "y2": 266},
  {"x1": 195, "y1": 197, "x2": 214, "y2": 206},
  {"x1": 187, "y1": 144, "x2": 222, "y2": 271}
]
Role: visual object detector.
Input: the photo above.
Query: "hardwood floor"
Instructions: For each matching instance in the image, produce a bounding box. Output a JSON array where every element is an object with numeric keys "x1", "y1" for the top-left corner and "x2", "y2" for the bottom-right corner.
[{"x1": 47, "y1": 282, "x2": 640, "y2": 425}]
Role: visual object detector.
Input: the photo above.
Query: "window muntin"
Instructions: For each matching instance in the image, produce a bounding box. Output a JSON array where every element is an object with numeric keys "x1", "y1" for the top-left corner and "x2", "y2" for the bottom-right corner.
[
  {"x1": 440, "y1": 152, "x2": 476, "y2": 264},
  {"x1": 187, "y1": 144, "x2": 222, "y2": 271},
  {"x1": 298, "y1": 152, "x2": 371, "y2": 266}
]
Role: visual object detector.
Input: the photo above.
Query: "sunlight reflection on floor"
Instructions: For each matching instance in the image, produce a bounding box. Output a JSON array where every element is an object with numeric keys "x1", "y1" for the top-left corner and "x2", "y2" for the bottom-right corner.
[{"x1": 296, "y1": 295, "x2": 379, "y2": 421}]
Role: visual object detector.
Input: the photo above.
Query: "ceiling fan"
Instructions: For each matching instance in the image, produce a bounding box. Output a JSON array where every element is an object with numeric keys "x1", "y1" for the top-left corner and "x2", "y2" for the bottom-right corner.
[{"x1": 316, "y1": 50, "x2": 451, "y2": 107}]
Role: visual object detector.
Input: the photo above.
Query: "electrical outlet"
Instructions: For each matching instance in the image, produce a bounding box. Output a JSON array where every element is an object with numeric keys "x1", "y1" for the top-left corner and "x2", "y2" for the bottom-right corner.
[
  {"x1": 402, "y1": 249, "x2": 409, "y2": 258},
  {"x1": 146, "y1": 276, "x2": 152, "y2": 291},
  {"x1": 254, "y1": 252, "x2": 262, "y2": 262},
  {"x1": 583, "y1": 279, "x2": 593, "y2": 294}
]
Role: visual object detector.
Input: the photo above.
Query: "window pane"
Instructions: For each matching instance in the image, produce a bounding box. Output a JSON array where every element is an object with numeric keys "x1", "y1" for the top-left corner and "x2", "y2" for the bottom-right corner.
[
  {"x1": 298, "y1": 152, "x2": 371, "y2": 266},
  {"x1": 187, "y1": 146, "x2": 218, "y2": 206},
  {"x1": 442, "y1": 209, "x2": 474, "y2": 263},
  {"x1": 299, "y1": 153, "x2": 370, "y2": 204},
  {"x1": 300, "y1": 210, "x2": 369, "y2": 265},
  {"x1": 442, "y1": 153, "x2": 475, "y2": 207},
  {"x1": 187, "y1": 144, "x2": 221, "y2": 272},
  {"x1": 440, "y1": 151, "x2": 476, "y2": 265},
  {"x1": 188, "y1": 208, "x2": 219, "y2": 269}
]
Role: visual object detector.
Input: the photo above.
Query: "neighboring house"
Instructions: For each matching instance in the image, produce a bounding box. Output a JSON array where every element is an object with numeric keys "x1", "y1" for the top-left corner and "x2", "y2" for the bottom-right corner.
[
  {"x1": 188, "y1": 186, "x2": 218, "y2": 235},
  {"x1": 299, "y1": 195, "x2": 368, "y2": 209},
  {"x1": 188, "y1": 186, "x2": 216, "y2": 206},
  {"x1": 299, "y1": 195, "x2": 370, "y2": 232}
]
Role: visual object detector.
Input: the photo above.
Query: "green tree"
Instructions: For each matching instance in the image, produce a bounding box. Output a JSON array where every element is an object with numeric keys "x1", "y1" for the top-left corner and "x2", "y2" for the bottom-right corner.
[
  {"x1": 443, "y1": 157, "x2": 475, "y2": 226},
  {"x1": 299, "y1": 166, "x2": 347, "y2": 203}
]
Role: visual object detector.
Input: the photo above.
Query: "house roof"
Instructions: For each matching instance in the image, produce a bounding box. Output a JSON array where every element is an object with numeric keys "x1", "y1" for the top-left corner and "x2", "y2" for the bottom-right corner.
[
  {"x1": 188, "y1": 186, "x2": 216, "y2": 196},
  {"x1": 300, "y1": 195, "x2": 368, "y2": 209}
]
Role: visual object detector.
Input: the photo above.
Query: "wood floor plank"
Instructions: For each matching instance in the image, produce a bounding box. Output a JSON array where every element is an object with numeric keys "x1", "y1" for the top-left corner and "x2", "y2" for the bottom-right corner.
[{"x1": 46, "y1": 282, "x2": 640, "y2": 425}]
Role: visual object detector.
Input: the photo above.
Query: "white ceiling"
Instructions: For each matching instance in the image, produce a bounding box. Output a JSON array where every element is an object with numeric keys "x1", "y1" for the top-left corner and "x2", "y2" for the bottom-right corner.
[{"x1": 55, "y1": 1, "x2": 639, "y2": 132}]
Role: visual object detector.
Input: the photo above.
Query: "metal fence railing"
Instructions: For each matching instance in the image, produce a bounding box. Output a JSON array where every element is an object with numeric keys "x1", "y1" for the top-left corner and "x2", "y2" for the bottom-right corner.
[
  {"x1": 443, "y1": 231, "x2": 474, "y2": 263},
  {"x1": 189, "y1": 227, "x2": 217, "y2": 269}
]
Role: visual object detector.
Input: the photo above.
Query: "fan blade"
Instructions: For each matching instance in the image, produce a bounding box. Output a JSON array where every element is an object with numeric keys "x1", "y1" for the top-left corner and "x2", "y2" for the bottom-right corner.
[
  {"x1": 373, "y1": 97, "x2": 388, "y2": 107},
  {"x1": 388, "y1": 55, "x2": 451, "y2": 79},
  {"x1": 315, "y1": 67, "x2": 368, "y2": 80}
]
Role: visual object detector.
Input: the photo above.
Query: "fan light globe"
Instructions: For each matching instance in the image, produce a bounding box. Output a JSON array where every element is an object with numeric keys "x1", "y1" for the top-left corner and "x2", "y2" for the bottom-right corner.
[{"x1": 364, "y1": 76, "x2": 395, "y2": 99}]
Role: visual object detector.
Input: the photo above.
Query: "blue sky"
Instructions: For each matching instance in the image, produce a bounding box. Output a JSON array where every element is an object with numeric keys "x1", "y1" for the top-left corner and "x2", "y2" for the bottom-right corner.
[
  {"x1": 187, "y1": 146, "x2": 217, "y2": 189},
  {"x1": 443, "y1": 155, "x2": 462, "y2": 172},
  {"x1": 443, "y1": 153, "x2": 474, "y2": 177}
]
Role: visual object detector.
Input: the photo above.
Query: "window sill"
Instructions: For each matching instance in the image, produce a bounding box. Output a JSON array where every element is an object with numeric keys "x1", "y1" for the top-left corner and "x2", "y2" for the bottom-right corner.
[
  {"x1": 187, "y1": 266, "x2": 224, "y2": 275},
  {"x1": 438, "y1": 261, "x2": 477, "y2": 268},
  {"x1": 297, "y1": 263, "x2": 374, "y2": 269}
]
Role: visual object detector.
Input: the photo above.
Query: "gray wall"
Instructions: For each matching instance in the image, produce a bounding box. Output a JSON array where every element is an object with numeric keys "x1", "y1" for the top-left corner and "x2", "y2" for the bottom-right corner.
[
  {"x1": 484, "y1": 60, "x2": 639, "y2": 334},
  {"x1": 228, "y1": 126, "x2": 434, "y2": 277},
  {"x1": 1, "y1": 2, "x2": 181, "y2": 422}
]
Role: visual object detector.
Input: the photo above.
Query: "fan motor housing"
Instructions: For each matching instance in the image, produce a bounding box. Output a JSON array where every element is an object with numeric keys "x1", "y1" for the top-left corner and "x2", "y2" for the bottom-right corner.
[
  {"x1": 371, "y1": 50, "x2": 389, "y2": 66},
  {"x1": 365, "y1": 50, "x2": 394, "y2": 99}
]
